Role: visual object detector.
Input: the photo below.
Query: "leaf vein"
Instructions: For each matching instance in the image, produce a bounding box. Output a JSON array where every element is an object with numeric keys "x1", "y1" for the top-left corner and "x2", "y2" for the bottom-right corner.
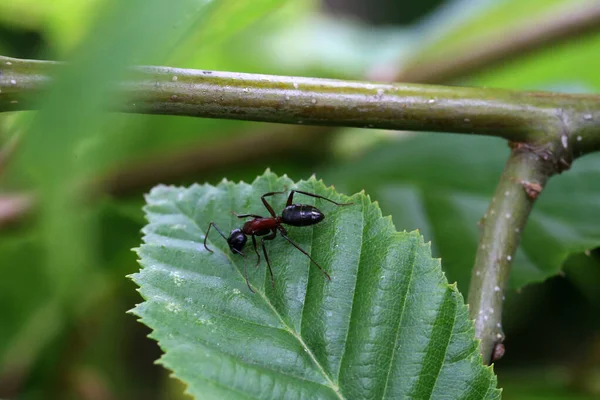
[
  {"x1": 427, "y1": 292, "x2": 458, "y2": 398},
  {"x1": 336, "y1": 195, "x2": 366, "y2": 382},
  {"x1": 381, "y1": 236, "x2": 417, "y2": 399}
]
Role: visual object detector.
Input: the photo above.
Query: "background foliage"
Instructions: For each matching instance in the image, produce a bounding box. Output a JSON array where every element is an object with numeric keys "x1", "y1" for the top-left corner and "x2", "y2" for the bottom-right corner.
[{"x1": 0, "y1": 0, "x2": 599, "y2": 398}]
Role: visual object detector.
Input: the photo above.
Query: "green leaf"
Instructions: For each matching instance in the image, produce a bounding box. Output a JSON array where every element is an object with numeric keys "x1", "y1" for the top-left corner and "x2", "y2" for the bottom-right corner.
[
  {"x1": 470, "y1": 32, "x2": 600, "y2": 91},
  {"x1": 407, "y1": 0, "x2": 600, "y2": 90},
  {"x1": 324, "y1": 134, "x2": 600, "y2": 291},
  {"x1": 411, "y1": 0, "x2": 574, "y2": 64},
  {"x1": 132, "y1": 170, "x2": 499, "y2": 399},
  {"x1": 168, "y1": 0, "x2": 289, "y2": 67}
]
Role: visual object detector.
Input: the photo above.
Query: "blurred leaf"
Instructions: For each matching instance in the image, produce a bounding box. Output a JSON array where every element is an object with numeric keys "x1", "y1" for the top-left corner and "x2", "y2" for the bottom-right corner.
[
  {"x1": 168, "y1": 0, "x2": 288, "y2": 67},
  {"x1": 79, "y1": 0, "x2": 295, "y2": 177},
  {"x1": 12, "y1": 0, "x2": 205, "y2": 302},
  {"x1": 0, "y1": 0, "x2": 103, "y2": 54},
  {"x1": 132, "y1": 171, "x2": 499, "y2": 399},
  {"x1": 168, "y1": 0, "x2": 414, "y2": 80},
  {"x1": 403, "y1": 0, "x2": 600, "y2": 90},
  {"x1": 470, "y1": 32, "x2": 600, "y2": 91},
  {"x1": 324, "y1": 134, "x2": 600, "y2": 292},
  {"x1": 409, "y1": 0, "x2": 581, "y2": 66},
  {"x1": 1, "y1": 0, "x2": 219, "y2": 391},
  {"x1": 170, "y1": 0, "x2": 315, "y2": 74},
  {"x1": 256, "y1": 15, "x2": 414, "y2": 79}
]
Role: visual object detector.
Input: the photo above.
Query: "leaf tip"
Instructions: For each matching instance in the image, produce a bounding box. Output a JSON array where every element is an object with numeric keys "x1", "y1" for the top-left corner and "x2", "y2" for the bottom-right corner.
[
  {"x1": 127, "y1": 272, "x2": 141, "y2": 284},
  {"x1": 126, "y1": 305, "x2": 140, "y2": 315}
]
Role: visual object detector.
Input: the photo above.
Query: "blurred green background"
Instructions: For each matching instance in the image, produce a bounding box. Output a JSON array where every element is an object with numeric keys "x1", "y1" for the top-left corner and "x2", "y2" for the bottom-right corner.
[{"x1": 1, "y1": 0, "x2": 599, "y2": 398}]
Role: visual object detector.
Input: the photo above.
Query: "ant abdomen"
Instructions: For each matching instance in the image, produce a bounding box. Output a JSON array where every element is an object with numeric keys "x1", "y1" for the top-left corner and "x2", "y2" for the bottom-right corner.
[{"x1": 281, "y1": 204, "x2": 324, "y2": 227}]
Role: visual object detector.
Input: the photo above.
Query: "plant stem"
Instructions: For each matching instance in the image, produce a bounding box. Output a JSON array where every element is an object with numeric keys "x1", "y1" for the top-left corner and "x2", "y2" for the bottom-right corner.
[
  {"x1": 2, "y1": 56, "x2": 600, "y2": 151},
  {"x1": 467, "y1": 138, "x2": 568, "y2": 363}
]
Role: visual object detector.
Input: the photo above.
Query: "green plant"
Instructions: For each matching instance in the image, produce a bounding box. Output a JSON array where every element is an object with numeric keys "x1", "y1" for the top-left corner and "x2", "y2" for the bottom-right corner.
[{"x1": 1, "y1": 0, "x2": 599, "y2": 399}]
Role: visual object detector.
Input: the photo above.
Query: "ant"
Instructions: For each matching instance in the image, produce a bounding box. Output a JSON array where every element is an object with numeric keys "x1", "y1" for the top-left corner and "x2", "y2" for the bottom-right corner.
[{"x1": 203, "y1": 190, "x2": 353, "y2": 293}]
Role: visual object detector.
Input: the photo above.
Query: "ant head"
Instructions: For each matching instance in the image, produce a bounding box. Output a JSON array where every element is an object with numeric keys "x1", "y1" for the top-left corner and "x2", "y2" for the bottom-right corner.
[{"x1": 227, "y1": 228, "x2": 247, "y2": 253}]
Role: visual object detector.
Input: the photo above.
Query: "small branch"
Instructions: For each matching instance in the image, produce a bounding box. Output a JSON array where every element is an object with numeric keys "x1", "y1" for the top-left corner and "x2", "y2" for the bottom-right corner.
[
  {"x1": 467, "y1": 138, "x2": 569, "y2": 364},
  {"x1": 391, "y1": 1, "x2": 600, "y2": 83},
  {"x1": 3, "y1": 56, "x2": 600, "y2": 147}
]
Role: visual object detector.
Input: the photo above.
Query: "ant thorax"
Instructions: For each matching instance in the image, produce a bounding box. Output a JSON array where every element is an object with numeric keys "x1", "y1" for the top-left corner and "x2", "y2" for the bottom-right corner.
[{"x1": 242, "y1": 218, "x2": 279, "y2": 236}]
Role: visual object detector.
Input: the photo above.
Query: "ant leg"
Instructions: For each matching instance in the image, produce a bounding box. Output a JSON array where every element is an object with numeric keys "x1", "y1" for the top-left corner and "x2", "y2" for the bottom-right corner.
[
  {"x1": 260, "y1": 191, "x2": 287, "y2": 217},
  {"x1": 286, "y1": 190, "x2": 353, "y2": 207},
  {"x1": 204, "y1": 222, "x2": 228, "y2": 252},
  {"x1": 261, "y1": 230, "x2": 278, "y2": 288},
  {"x1": 278, "y1": 227, "x2": 331, "y2": 280},
  {"x1": 232, "y1": 212, "x2": 263, "y2": 219},
  {"x1": 232, "y1": 248, "x2": 254, "y2": 293},
  {"x1": 251, "y1": 235, "x2": 261, "y2": 267}
]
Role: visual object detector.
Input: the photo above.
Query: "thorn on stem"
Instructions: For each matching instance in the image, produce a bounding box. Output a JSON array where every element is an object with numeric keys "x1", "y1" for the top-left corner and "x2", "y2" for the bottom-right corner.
[
  {"x1": 492, "y1": 342, "x2": 505, "y2": 362},
  {"x1": 521, "y1": 180, "x2": 542, "y2": 199}
]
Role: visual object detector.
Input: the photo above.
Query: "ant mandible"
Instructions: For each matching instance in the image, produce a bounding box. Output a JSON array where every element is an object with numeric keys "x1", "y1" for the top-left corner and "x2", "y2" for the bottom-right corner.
[{"x1": 203, "y1": 190, "x2": 353, "y2": 293}]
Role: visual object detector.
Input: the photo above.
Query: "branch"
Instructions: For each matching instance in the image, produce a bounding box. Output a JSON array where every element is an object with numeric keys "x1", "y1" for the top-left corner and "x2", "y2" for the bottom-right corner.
[
  {"x1": 467, "y1": 138, "x2": 569, "y2": 363},
  {"x1": 391, "y1": 1, "x2": 600, "y2": 83},
  {"x1": 3, "y1": 55, "x2": 600, "y2": 149}
]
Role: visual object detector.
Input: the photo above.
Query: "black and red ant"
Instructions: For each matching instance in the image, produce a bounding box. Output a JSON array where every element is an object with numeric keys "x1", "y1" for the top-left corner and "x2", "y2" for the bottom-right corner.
[{"x1": 203, "y1": 190, "x2": 353, "y2": 292}]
